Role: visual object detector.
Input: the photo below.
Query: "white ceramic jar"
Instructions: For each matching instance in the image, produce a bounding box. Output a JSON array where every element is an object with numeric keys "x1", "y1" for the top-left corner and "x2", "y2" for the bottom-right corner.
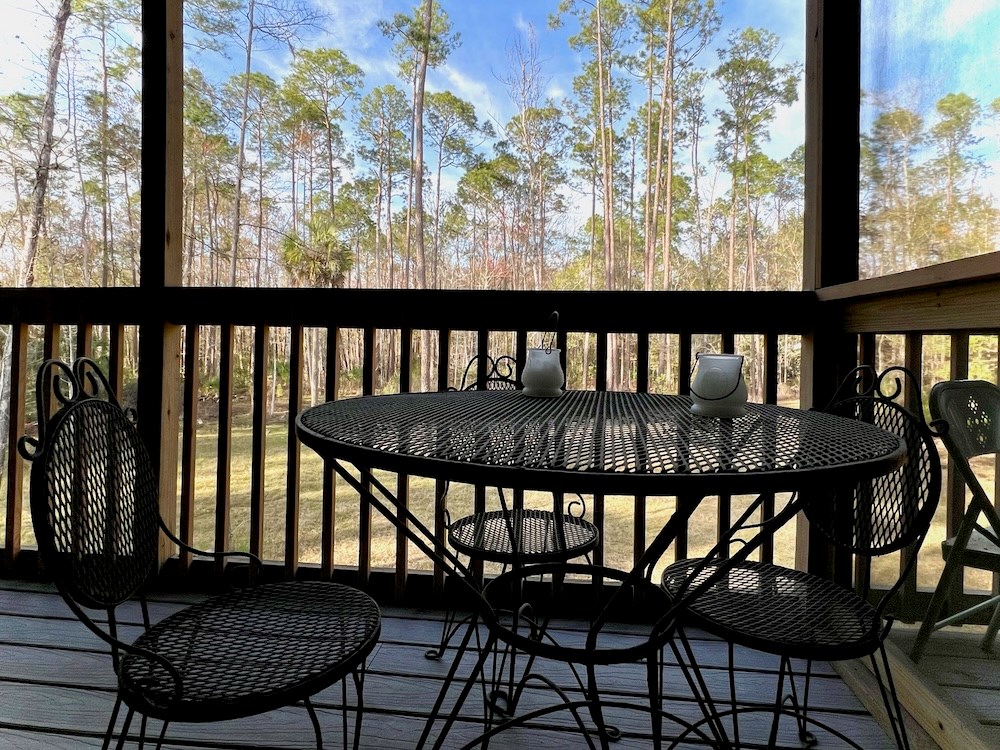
[
  {"x1": 521, "y1": 347, "x2": 564, "y2": 397},
  {"x1": 689, "y1": 353, "x2": 748, "y2": 417}
]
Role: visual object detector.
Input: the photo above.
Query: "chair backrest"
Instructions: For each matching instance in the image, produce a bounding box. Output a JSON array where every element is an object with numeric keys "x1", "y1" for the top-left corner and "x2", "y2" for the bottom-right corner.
[
  {"x1": 17, "y1": 358, "x2": 160, "y2": 610},
  {"x1": 929, "y1": 379, "x2": 1000, "y2": 515},
  {"x1": 805, "y1": 366, "x2": 942, "y2": 558},
  {"x1": 929, "y1": 379, "x2": 1000, "y2": 465},
  {"x1": 452, "y1": 353, "x2": 519, "y2": 391}
]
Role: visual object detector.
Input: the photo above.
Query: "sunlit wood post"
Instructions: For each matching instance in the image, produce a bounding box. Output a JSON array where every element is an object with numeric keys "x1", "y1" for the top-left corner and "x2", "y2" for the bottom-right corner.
[{"x1": 139, "y1": 0, "x2": 184, "y2": 567}]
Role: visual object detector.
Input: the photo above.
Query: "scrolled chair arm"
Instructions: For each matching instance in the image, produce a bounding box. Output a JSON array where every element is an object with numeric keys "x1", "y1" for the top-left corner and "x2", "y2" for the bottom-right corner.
[
  {"x1": 155, "y1": 517, "x2": 264, "y2": 586},
  {"x1": 58, "y1": 583, "x2": 184, "y2": 707}
]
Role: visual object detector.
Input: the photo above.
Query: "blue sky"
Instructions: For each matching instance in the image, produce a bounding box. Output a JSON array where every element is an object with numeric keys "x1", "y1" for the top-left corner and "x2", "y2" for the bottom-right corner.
[
  {"x1": 861, "y1": 0, "x2": 1000, "y2": 116},
  {"x1": 3, "y1": 1, "x2": 996, "y2": 136},
  {"x1": 1, "y1": 0, "x2": 997, "y2": 195},
  {"x1": 311, "y1": 0, "x2": 808, "y2": 159}
]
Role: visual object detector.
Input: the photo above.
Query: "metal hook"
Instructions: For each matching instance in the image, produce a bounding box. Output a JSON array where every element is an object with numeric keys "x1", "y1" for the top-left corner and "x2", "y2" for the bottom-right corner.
[{"x1": 542, "y1": 311, "x2": 559, "y2": 353}]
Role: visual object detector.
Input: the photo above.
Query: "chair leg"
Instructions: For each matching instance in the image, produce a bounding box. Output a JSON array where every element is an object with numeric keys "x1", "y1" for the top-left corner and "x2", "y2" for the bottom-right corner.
[
  {"x1": 670, "y1": 626, "x2": 729, "y2": 748},
  {"x1": 494, "y1": 604, "x2": 553, "y2": 716},
  {"x1": 352, "y1": 665, "x2": 367, "y2": 750},
  {"x1": 767, "y1": 657, "x2": 789, "y2": 749},
  {"x1": 342, "y1": 679, "x2": 348, "y2": 750},
  {"x1": 771, "y1": 656, "x2": 816, "y2": 747},
  {"x1": 102, "y1": 696, "x2": 124, "y2": 750},
  {"x1": 982, "y1": 598, "x2": 1000, "y2": 653},
  {"x1": 911, "y1": 549, "x2": 966, "y2": 662},
  {"x1": 647, "y1": 647, "x2": 663, "y2": 750},
  {"x1": 152, "y1": 719, "x2": 168, "y2": 750},
  {"x1": 298, "y1": 696, "x2": 322, "y2": 750},
  {"x1": 871, "y1": 646, "x2": 911, "y2": 750},
  {"x1": 584, "y1": 662, "x2": 613, "y2": 750},
  {"x1": 426, "y1": 564, "x2": 476, "y2": 662},
  {"x1": 729, "y1": 642, "x2": 741, "y2": 749},
  {"x1": 425, "y1": 614, "x2": 494, "y2": 750},
  {"x1": 472, "y1": 617, "x2": 499, "y2": 745},
  {"x1": 113, "y1": 708, "x2": 135, "y2": 750},
  {"x1": 426, "y1": 606, "x2": 468, "y2": 661}
]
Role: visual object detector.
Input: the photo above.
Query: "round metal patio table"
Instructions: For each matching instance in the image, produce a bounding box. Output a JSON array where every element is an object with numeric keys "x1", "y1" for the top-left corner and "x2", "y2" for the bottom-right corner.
[{"x1": 296, "y1": 389, "x2": 907, "y2": 748}]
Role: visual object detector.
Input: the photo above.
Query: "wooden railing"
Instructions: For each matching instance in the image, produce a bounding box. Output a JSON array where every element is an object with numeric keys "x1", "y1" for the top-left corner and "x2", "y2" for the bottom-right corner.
[{"x1": 1, "y1": 264, "x2": 998, "y2": 624}]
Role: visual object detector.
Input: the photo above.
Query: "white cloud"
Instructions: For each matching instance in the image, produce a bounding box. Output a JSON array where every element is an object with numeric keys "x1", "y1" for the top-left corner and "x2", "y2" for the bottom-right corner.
[
  {"x1": 884, "y1": 0, "x2": 1000, "y2": 43},
  {"x1": 768, "y1": 100, "x2": 806, "y2": 161},
  {"x1": 942, "y1": 0, "x2": 1000, "y2": 36},
  {"x1": 514, "y1": 12, "x2": 533, "y2": 38},
  {"x1": 310, "y1": 0, "x2": 391, "y2": 78},
  {"x1": 435, "y1": 64, "x2": 504, "y2": 125},
  {"x1": 545, "y1": 81, "x2": 566, "y2": 102},
  {"x1": 0, "y1": 4, "x2": 56, "y2": 96}
]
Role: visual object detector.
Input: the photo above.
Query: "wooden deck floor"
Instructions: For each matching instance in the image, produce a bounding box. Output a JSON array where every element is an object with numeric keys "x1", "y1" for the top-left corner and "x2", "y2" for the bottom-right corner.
[
  {"x1": 882, "y1": 622, "x2": 1000, "y2": 750},
  {"x1": 0, "y1": 580, "x2": 916, "y2": 750}
]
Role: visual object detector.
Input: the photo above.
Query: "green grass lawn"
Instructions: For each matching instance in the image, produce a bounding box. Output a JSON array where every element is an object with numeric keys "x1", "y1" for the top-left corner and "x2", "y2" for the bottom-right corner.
[
  {"x1": 161, "y1": 424, "x2": 993, "y2": 594},
  {"x1": 5, "y1": 423, "x2": 991, "y2": 598}
]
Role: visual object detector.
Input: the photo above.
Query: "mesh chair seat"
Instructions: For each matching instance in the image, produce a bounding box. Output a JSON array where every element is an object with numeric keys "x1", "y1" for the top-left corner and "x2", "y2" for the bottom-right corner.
[
  {"x1": 122, "y1": 581, "x2": 381, "y2": 721},
  {"x1": 661, "y1": 558, "x2": 880, "y2": 661},
  {"x1": 943, "y1": 526, "x2": 1000, "y2": 569},
  {"x1": 448, "y1": 508, "x2": 599, "y2": 564}
]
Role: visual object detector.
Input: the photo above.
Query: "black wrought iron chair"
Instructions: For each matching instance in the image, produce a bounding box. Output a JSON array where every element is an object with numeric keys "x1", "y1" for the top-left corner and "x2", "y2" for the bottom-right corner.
[
  {"x1": 425, "y1": 353, "x2": 601, "y2": 666},
  {"x1": 660, "y1": 365, "x2": 941, "y2": 750},
  {"x1": 910, "y1": 379, "x2": 1000, "y2": 663},
  {"x1": 18, "y1": 357, "x2": 381, "y2": 750}
]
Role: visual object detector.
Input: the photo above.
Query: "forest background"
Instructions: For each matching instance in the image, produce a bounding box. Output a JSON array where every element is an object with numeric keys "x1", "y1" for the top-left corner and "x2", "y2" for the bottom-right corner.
[{"x1": 0, "y1": 0, "x2": 998, "y2": 404}]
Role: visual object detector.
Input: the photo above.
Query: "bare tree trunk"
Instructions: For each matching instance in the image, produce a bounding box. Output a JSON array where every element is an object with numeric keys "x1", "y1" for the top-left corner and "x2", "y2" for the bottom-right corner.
[
  {"x1": 595, "y1": 0, "x2": 615, "y2": 294},
  {"x1": 594, "y1": 0, "x2": 620, "y2": 388},
  {"x1": 386, "y1": 170, "x2": 396, "y2": 288},
  {"x1": 728, "y1": 133, "x2": 738, "y2": 291},
  {"x1": 66, "y1": 59, "x2": 94, "y2": 286},
  {"x1": 1, "y1": 0, "x2": 72, "y2": 462},
  {"x1": 661, "y1": 3, "x2": 676, "y2": 294},
  {"x1": 228, "y1": 0, "x2": 256, "y2": 287},
  {"x1": 414, "y1": 0, "x2": 433, "y2": 390},
  {"x1": 642, "y1": 25, "x2": 655, "y2": 291},
  {"x1": 404, "y1": 68, "x2": 416, "y2": 289},
  {"x1": 99, "y1": 14, "x2": 112, "y2": 287},
  {"x1": 21, "y1": 0, "x2": 72, "y2": 288}
]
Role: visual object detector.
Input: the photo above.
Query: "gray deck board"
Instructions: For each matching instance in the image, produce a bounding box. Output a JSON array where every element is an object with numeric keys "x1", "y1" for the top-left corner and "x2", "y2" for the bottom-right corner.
[
  {"x1": 0, "y1": 582, "x2": 898, "y2": 749},
  {"x1": 889, "y1": 623, "x2": 1000, "y2": 743}
]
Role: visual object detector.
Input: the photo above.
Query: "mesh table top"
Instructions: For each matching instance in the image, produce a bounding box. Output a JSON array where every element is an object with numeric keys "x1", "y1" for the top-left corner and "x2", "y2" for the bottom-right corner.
[{"x1": 296, "y1": 390, "x2": 906, "y2": 497}]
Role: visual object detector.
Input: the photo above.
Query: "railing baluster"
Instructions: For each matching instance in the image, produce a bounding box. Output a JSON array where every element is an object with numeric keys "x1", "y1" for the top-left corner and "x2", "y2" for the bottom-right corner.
[
  {"x1": 395, "y1": 327, "x2": 413, "y2": 597},
  {"x1": 178, "y1": 325, "x2": 200, "y2": 571},
  {"x1": 249, "y1": 326, "x2": 269, "y2": 561},
  {"x1": 107, "y1": 324, "x2": 125, "y2": 399},
  {"x1": 761, "y1": 331, "x2": 780, "y2": 565},
  {"x1": 321, "y1": 325, "x2": 340, "y2": 580},
  {"x1": 75, "y1": 323, "x2": 92, "y2": 360},
  {"x1": 215, "y1": 325, "x2": 234, "y2": 578},
  {"x1": 946, "y1": 334, "x2": 971, "y2": 544},
  {"x1": 3, "y1": 322, "x2": 28, "y2": 571},
  {"x1": 285, "y1": 324, "x2": 304, "y2": 578},
  {"x1": 898, "y1": 332, "x2": 925, "y2": 600}
]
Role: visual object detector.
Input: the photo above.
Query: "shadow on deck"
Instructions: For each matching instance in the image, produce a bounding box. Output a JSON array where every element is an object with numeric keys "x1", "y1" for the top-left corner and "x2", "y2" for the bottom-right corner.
[{"x1": 0, "y1": 580, "x2": 936, "y2": 749}]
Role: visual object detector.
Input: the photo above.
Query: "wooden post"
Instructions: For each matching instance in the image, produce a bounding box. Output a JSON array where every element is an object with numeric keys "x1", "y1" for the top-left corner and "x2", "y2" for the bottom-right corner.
[
  {"x1": 138, "y1": 0, "x2": 183, "y2": 567},
  {"x1": 798, "y1": 0, "x2": 863, "y2": 578}
]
